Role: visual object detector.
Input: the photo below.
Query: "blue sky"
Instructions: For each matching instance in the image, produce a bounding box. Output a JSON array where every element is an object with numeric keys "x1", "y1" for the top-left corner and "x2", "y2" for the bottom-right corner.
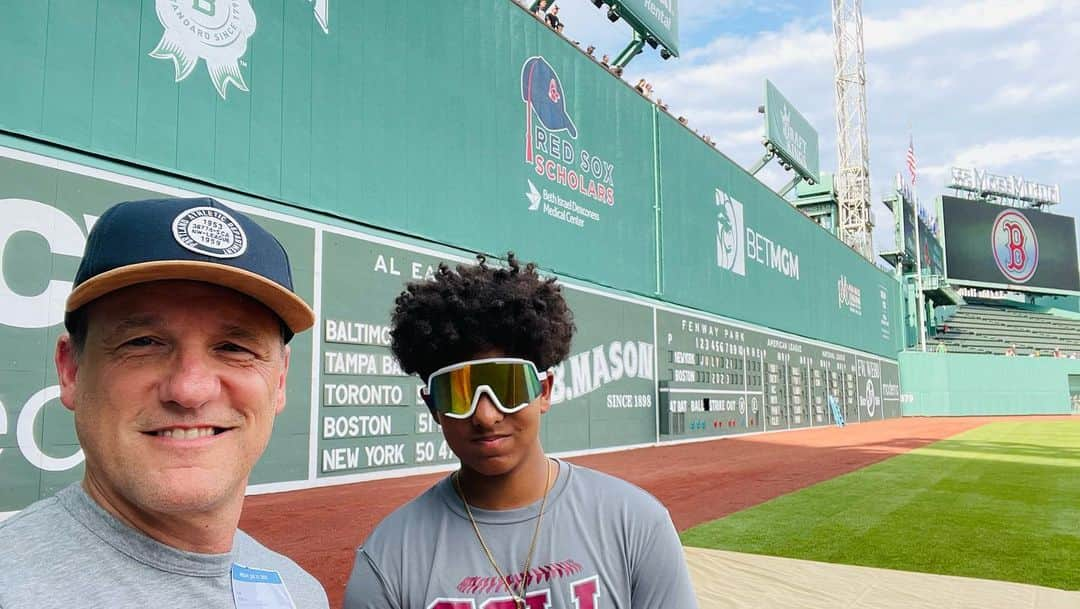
[{"x1": 548, "y1": 0, "x2": 1079, "y2": 254}]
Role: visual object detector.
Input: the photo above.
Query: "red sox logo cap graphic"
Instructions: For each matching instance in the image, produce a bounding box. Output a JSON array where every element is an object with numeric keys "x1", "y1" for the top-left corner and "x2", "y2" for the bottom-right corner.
[{"x1": 521, "y1": 56, "x2": 578, "y2": 138}]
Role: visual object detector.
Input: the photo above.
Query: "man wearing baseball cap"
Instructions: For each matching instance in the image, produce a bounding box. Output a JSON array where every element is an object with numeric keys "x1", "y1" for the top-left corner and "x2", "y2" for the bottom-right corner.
[{"x1": 0, "y1": 197, "x2": 328, "y2": 608}]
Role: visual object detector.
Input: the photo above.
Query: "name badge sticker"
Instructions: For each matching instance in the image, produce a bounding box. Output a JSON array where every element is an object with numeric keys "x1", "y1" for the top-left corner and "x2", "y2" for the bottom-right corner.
[{"x1": 231, "y1": 564, "x2": 297, "y2": 609}]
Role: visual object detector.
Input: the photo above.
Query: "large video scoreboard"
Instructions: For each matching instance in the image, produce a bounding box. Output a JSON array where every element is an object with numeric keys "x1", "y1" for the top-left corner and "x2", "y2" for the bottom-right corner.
[{"x1": 941, "y1": 196, "x2": 1080, "y2": 293}]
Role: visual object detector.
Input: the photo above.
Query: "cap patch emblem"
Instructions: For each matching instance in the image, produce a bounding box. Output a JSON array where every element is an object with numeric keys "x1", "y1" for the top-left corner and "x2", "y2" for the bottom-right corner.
[{"x1": 172, "y1": 207, "x2": 248, "y2": 258}]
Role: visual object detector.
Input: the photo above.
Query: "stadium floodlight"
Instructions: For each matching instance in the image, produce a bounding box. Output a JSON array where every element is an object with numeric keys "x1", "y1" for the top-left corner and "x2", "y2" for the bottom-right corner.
[
  {"x1": 591, "y1": 0, "x2": 604, "y2": 7},
  {"x1": 646, "y1": 36, "x2": 659, "y2": 49},
  {"x1": 607, "y1": 7, "x2": 620, "y2": 22},
  {"x1": 660, "y1": 48, "x2": 672, "y2": 60}
]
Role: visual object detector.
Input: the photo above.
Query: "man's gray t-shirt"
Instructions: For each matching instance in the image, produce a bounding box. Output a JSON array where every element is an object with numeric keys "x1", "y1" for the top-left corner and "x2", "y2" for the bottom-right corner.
[
  {"x1": 344, "y1": 460, "x2": 698, "y2": 609},
  {"x1": 0, "y1": 484, "x2": 328, "y2": 609}
]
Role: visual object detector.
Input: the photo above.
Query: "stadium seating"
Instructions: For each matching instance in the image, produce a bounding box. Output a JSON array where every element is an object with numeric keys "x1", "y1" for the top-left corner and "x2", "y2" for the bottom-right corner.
[{"x1": 926, "y1": 299, "x2": 1080, "y2": 356}]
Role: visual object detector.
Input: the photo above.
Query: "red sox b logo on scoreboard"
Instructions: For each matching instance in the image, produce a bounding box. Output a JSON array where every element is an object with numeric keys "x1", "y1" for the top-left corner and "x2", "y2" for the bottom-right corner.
[{"x1": 991, "y1": 210, "x2": 1038, "y2": 283}]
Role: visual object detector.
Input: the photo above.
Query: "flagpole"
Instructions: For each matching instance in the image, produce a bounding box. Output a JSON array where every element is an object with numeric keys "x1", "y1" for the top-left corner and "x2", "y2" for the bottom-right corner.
[
  {"x1": 907, "y1": 131, "x2": 928, "y2": 352},
  {"x1": 915, "y1": 191, "x2": 927, "y2": 352}
]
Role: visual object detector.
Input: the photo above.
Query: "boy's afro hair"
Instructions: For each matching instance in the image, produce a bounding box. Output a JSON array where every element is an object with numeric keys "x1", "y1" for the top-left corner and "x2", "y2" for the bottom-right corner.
[{"x1": 389, "y1": 252, "x2": 576, "y2": 379}]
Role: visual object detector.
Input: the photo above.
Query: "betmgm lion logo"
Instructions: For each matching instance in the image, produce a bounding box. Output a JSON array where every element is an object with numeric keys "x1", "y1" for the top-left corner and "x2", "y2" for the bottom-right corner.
[
  {"x1": 715, "y1": 188, "x2": 745, "y2": 276},
  {"x1": 991, "y1": 209, "x2": 1039, "y2": 283},
  {"x1": 151, "y1": 0, "x2": 329, "y2": 99}
]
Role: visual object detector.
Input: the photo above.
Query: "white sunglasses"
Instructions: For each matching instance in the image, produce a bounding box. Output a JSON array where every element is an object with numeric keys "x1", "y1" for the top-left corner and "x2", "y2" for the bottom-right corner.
[{"x1": 421, "y1": 357, "x2": 549, "y2": 419}]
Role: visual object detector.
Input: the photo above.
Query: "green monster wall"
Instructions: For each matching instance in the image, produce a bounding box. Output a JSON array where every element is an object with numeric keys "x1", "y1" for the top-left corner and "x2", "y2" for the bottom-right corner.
[
  {"x1": 0, "y1": 0, "x2": 902, "y2": 513},
  {"x1": 0, "y1": 0, "x2": 901, "y2": 358},
  {"x1": 0, "y1": 142, "x2": 900, "y2": 512}
]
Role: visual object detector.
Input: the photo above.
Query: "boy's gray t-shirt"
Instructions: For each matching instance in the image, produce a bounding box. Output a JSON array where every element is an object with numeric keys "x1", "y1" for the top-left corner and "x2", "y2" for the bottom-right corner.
[
  {"x1": 344, "y1": 460, "x2": 698, "y2": 609},
  {"x1": 0, "y1": 484, "x2": 328, "y2": 609}
]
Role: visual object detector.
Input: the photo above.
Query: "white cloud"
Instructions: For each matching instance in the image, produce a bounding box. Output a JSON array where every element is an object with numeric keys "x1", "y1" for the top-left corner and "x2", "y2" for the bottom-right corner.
[
  {"x1": 953, "y1": 136, "x2": 1080, "y2": 168},
  {"x1": 979, "y1": 82, "x2": 1074, "y2": 109},
  {"x1": 542, "y1": 0, "x2": 1080, "y2": 252},
  {"x1": 990, "y1": 40, "x2": 1041, "y2": 66},
  {"x1": 863, "y1": 0, "x2": 1054, "y2": 52}
]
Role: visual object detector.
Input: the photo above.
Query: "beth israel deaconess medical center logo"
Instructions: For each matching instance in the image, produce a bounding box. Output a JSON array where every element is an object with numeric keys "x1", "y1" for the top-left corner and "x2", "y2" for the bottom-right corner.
[{"x1": 991, "y1": 209, "x2": 1039, "y2": 283}]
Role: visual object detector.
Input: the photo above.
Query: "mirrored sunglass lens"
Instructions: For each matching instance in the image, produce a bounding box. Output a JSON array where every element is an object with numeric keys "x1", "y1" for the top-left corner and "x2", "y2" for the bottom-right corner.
[
  {"x1": 429, "y1": 367, "x2": 475, "y2": 416},
  {"x1": 471, "y1": 362, "x2": 540, "y2": 411},
  {"x1": 429, "y1": 362, "x2": 541, "y2": 415}
]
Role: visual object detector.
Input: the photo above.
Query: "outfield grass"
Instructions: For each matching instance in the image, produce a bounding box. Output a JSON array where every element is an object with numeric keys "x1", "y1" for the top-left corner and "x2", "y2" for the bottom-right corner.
[{"x1": 681, "y1": 420, "x2": 1080, "y2": 590}]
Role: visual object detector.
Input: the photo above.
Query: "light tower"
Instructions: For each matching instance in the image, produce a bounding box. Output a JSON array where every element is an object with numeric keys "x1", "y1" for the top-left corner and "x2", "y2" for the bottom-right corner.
[{"x1": 832, "y1": 0, "x2": 873, "y2": 259}]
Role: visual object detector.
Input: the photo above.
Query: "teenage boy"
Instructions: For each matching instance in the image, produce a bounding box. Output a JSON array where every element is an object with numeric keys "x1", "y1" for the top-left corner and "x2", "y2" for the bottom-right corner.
[{"x1": 344, "y1": 254, "x2": 698, "y2": 609}]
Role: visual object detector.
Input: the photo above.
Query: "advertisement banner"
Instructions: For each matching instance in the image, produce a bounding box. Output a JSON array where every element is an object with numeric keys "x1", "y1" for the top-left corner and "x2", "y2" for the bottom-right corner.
[
  {"x1": 941, "y1": 196, "x2": 1080, "y2": 293},
  {"x1": 658, "y1": 115, "x2": 902, "y2": 358},
  {"x1": 0, "y1": 0, "x2": 660, "y2": 296},
  {"x1": 764, "y1": 80, "x2": 820, "y2": 181}
]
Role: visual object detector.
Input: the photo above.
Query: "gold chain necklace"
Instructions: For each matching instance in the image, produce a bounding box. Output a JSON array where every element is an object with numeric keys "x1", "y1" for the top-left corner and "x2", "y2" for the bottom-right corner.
[{"x1": 454, "y1": 459, "x2": 554, "y2": 609}]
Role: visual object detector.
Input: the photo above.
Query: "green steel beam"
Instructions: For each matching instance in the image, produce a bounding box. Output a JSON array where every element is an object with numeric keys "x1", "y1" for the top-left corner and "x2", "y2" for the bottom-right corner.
[{"x1": 613, "y1": 32, "x2": 646, "y2": 68}]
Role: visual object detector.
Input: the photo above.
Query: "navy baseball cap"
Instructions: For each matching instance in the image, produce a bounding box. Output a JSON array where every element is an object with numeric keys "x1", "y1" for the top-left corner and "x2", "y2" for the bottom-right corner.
[
  {"x1": 521, "y1": 56, "x2": 578, "y2": 138},
  {"x1": 65, "y1": 197, "x2": 315, "y2": 339}
]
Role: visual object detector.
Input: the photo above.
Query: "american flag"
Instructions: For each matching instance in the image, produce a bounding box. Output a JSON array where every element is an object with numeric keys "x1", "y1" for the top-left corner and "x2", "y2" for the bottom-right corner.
[{"x1": 906, "y1": 136, "x2": 917, "y2": 185}]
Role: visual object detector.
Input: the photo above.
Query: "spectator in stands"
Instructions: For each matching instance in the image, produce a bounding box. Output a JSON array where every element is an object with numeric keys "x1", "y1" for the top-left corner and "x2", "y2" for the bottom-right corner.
[
  {"x1": 1030, "y1": 348, "x2": 1041, "y2": 358},
  {"x1": 936, "y1": 342, "x2": 947, "y2": 353},
  {"x1": 1005, "y1": 345, "x2": 1016, "y2": 357},
  {"x1": 1054, "y1": 347, "x2": 1063, "y2": 358},
  {"x1": 586, "y1": 44, "x2": 595, "y2": 57},
  {"x1": 545, "y1": 4, "x2": 561, "y2": 29},
  {"x1": 678, "y1": 116, "x2": 688, "y2": 126},
  {"x1": 644, "y1": 81, "x2": 654, "y2": 99},
  {"x1": 532, "y1": 0, "x2": 548, "y2": 18},
  {"x1": 656, "y1": 99, "x2": 669, "y2": 111},
  {"x1": 600, "y1": 54, "x2": 610, "y2": 67},
  {"x1": 634, "y1": 78, "x2": 647, "y2": 94},
  {"x1": 611, "y1": 66, "x2": 624, "y2": 76}
]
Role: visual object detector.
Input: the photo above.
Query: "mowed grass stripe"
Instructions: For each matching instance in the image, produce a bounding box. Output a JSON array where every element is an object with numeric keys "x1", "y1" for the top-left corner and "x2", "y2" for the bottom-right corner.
[{"x1": 680, "y1": 420, "x2": 1080, "y2": 590}]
